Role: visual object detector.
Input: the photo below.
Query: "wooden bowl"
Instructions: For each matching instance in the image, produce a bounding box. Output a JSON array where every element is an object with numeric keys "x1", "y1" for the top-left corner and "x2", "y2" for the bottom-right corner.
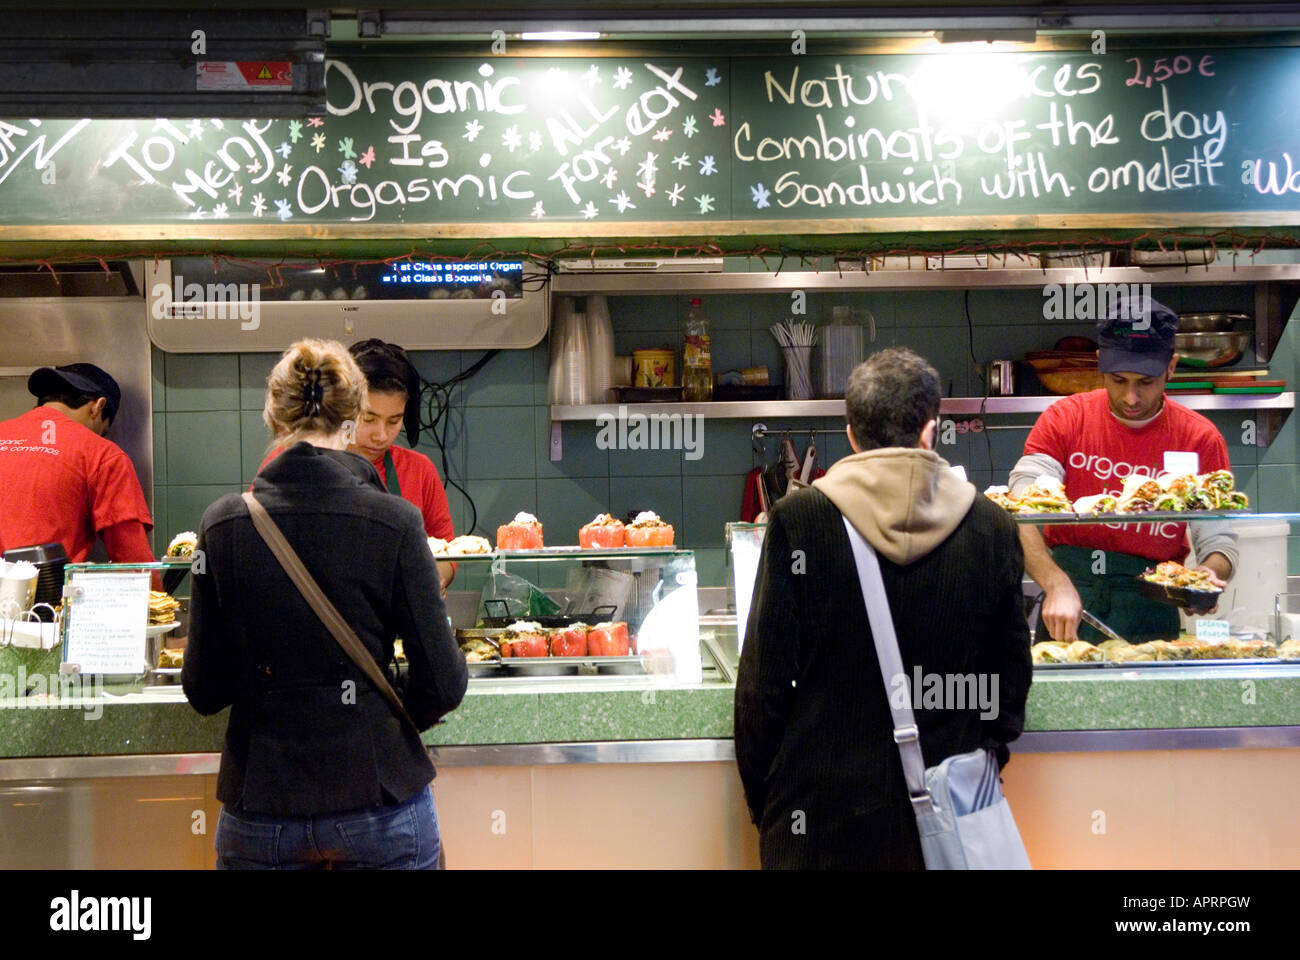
[{"x1": 1036, "y1": 367, "x2": 1104, "y2": 395}]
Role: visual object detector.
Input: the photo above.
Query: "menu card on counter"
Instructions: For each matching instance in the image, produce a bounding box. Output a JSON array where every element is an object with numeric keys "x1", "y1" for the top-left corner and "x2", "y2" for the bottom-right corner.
[{"x1": 62, "y1": 572, "x2": 150, "y2": 675}]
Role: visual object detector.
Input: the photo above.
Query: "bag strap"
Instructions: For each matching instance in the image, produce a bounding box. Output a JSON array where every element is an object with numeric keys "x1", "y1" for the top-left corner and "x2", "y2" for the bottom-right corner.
[
  {"x1": 241, "y1": 492, "x2": 420, "y2": 735},
  {"x1": 841, "y1": 516, "x2": 934, "y2": 815}
]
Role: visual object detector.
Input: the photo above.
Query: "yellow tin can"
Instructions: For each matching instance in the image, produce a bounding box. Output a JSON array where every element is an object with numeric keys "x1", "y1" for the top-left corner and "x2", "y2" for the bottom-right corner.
[{"x1": 632, "y1": 349, "x2": 675, "y2": 387}]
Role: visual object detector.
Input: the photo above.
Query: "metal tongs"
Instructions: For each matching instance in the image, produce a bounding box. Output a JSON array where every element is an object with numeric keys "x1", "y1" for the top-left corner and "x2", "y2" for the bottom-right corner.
[{"x1": 1081, "y1": 609, "x2": 1127, "y2": 645}]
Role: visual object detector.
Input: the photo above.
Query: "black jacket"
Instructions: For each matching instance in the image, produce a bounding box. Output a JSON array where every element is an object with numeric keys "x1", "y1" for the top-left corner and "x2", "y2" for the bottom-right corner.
[
  {"x1": 183, "y1": 442, "x2": 468, "y2": 816},
  {"x1": 734, "y1": 486, "x2": 1031, "y2": 869}
]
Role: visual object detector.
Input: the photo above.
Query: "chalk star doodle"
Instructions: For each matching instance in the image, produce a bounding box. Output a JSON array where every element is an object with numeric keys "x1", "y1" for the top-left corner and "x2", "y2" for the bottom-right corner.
[
  {"x1": 652, "y1": 127, "x2": 672, "y2": 142},
  {"x1": 359, "y1": 145, "x2": 376, "y2": 168},
  {"x1": 188, "y1": 206, "x2": 205, "y2": 219},
  {"x1": 528, "y1": 130, "x2": 543, "y2": 152},
  {"x1": 530, "y1": 201, "x2": 546, "y2": 219},
  {"x1": 695, "y1": 193, "x2": 715, "y2": 214},
  {"x1": 750, "y1": 183, "x2": 771, "y2": 209},
  {"x1": 338, "y1": 137, "x2": 356, "y2": 159},
  {"x1": 274, "y1": 198, "x2": 293, "y2": 220},
  {"x1": 672, "y1": 153, "x2": 691, "y2": 170},
  {"x1": 307, "y1": 117, "x2": 324, "y2": 127},
  {"x1": 187, "y1": 119, "x2": 204, "y2": 139},
  {"x1": 251, "y1": 193, "x2": 266, "y2": 216},
  {"x1": 339, "y1": 160, "x2": 358, "y2": 184},
  {"x1": 212, "y1": 203, "x2": 229, "y2": 219},
  {"x1": 276, "y1": 164, "x2": 293, "y2": 187},
  {"x1": 582, "y1": 201, "x2": 599, "y2": 219},
  {"x1": 584, "y1": 65, "x2": 601, "y2": 87},
  {"x1": 288, "y1": 120, "x2": 303, "y2": 143},
  {"x1": 667, "y1": 183, "x2": 685, "y2": 207},
  {"x1": 613, "y1": 66, "x2": 634, "y2": 89},
  {"x1": 699, "y1": 155, "x2": 717, "y2": 176},
  {"x1": 246, "y1": 159, "x2": 262, "y2": 175},
  {"x1": 682, "y1": 115, "x2": 698, "y2": 138},
  {"x1": 609, "y1": 191, "x2": 636, "y2": 213},
  {"x1": 613, "y1": 137, "x2": 632, "y2": 155},
  {"x1": 276, "y1": 142, "x2": 292, "y2": 159},
  {"x1": 311, "y1": 132, "x2": 326, "y2": 152},
  {"x1": 502, "y1": 125, "x2": 522, "y2": 151},
  {"x1": 710, "y1": 109, "x2": 726, "y2": 127},
  {"x1": 637, "y1": 180, "x2": 656, "y2": 198},
  {"x1": 464, "y1": 119, "x2": 484, "y2": 141},
  {"x1": 601, "y1": 166, "x2": 618, "y2": 189},
  {"x1": 705, "y1": 67, "x2": 722, "y2": 87},
  {"x1": 636, "y1": 152, "x2": 658, "y2": 182},
  {"x1": 227, "y1": 183, "x2": 243, "y2": 206}
]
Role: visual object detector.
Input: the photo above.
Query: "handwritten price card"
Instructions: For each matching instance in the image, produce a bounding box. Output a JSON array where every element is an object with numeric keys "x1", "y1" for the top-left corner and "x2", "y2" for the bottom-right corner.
[{"x1": 62, "y1": 573, "x2": 150, "y2": 675}]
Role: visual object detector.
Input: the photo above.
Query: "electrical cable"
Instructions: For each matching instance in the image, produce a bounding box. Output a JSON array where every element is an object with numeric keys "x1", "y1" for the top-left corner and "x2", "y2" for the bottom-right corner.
[{"x1": 413, "y1": 350, "x2": 501, "y2": 537}]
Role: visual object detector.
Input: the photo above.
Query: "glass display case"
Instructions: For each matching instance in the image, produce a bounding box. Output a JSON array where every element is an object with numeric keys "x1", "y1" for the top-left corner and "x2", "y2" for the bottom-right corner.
[
  {"x1": 448, "y1": 547, "x2": 703, "y2": 684},
  {"x1": 725, "y1": 512, "x2": 1300, "y2": 668},
  {"x1": 52, "y1": 552, "x2": 705, "y2": 685}
]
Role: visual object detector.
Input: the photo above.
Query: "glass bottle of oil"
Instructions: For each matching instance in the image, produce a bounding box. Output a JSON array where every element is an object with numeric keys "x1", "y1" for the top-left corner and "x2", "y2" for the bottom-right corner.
[{"x1": 682, "y1": 298, "x2": 713, "y2": 401}]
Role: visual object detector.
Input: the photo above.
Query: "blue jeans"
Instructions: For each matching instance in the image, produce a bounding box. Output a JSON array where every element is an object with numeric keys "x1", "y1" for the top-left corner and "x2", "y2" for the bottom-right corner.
[{"x1": 215, "y1": 785, "x2": 441, "y2": 870}]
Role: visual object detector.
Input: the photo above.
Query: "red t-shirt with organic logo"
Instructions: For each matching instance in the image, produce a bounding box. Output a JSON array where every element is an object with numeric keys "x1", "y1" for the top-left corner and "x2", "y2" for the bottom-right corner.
[
  {"x1": 258, "y1": 442, "x2": 454, "y2": 540},
  {"x1": 0, "y1": 407, "x2": 154, "y2": 562},
  {"x1": 1023, "y1": 389, "x2": 1230, "y2": 562}
]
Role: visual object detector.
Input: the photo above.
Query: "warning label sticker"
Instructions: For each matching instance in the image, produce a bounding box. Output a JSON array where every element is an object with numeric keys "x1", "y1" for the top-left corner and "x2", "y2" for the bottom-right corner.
[{"x1": 195, "y1": 61, "x2": 293, "y2": 91}]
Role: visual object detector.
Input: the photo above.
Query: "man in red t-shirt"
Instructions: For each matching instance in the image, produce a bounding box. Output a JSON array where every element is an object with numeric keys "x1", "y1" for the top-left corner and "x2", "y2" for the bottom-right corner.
[
  {"x1": 1010, "y1": 297, "x2": 1237, "y2": 643},
  {"x1": 0, "y1": 364, "x2": 153, "y2": 564}
]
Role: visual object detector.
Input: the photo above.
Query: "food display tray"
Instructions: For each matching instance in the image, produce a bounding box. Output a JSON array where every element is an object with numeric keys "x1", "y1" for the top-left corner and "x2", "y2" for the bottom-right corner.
[
  {"x1": 1035, "y1": 657, "x2": 1298, "y2": 670},
  {"x1": 433, "y1": 546, "x2": 681, "y2": 561},
  {"x1": 466, "y1": 655, "x2": 647, "y2": 677},
  {"x1": 1015, "y1": 509, "x2": 1250, "y2": 524}
]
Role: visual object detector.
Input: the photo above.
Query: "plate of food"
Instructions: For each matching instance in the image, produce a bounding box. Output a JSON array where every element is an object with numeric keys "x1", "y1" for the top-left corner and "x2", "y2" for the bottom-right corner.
[{"x1": 1137, "y1": 561, "x2": 1223, "y2": 614}]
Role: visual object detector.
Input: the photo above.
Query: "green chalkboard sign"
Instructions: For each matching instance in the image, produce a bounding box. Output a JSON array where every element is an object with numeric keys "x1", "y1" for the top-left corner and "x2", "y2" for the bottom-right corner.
[
  {"x1": 0, "y1": 45, "x2": 1297, "y2": 232},
  {"x1": 728, "y1": 47, "x2": 1300, "y2": 219},
  {"x1": 0, "y1": 55, "x2": 732, "y2": 226}
]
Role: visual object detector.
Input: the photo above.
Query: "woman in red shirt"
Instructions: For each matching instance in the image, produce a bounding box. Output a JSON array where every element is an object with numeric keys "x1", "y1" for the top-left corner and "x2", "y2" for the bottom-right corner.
[{"x1": 347, "y1": 339, "x2": 457, "y2": 593}]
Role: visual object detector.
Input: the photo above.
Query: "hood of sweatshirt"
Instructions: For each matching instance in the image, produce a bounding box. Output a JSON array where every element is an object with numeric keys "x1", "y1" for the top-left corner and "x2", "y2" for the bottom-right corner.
[{"x1": 811, "y1": 447, "x2": 976, "y2": 565}]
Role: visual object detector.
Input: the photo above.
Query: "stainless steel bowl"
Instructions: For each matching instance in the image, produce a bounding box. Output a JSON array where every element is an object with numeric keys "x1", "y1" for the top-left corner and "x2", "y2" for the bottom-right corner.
[
  {"x1": 1176, "y1": 312, "x2": 1251, "y2": 333},
  {"x1": 1174, "y1": 331, "x2": 1252, "y2": 368}
]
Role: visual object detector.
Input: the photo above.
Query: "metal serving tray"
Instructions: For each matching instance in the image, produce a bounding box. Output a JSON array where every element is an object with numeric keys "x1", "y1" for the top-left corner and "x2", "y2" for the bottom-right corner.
[
  {"x1": 1034, "y1": 656, "x2": 1297, "y2": 670},
  {"x1": 466, "y1": 655, "x2": 647, "y2": 677}
]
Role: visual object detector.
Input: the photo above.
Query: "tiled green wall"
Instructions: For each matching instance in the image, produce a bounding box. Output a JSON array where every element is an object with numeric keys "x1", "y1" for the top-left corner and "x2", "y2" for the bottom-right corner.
[{"x1": 151, "y1": 284, "x2": 1300, "y2": 587}]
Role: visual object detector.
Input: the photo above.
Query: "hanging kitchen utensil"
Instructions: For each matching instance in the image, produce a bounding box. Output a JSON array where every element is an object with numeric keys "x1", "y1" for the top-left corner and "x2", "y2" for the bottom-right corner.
[{"x1": 800, "y1": 432, "x2": 817, "y2": 484}]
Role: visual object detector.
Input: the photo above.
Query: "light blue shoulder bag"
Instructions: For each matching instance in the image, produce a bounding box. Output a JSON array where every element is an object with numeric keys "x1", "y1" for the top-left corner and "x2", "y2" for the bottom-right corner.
[{"x1": 842, "y1": 517, "x2": 1031, "y2": 870}]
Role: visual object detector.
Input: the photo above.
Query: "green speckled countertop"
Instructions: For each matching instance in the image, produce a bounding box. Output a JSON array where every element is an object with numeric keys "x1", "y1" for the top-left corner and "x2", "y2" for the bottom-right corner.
[{"x1": 2, "y1": 637, "x2": 1299, "y2": 759}]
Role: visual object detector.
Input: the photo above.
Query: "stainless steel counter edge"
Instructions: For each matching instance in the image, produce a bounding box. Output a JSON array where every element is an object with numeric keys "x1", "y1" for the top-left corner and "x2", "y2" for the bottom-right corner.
[{"x1": 3, "y1": 727, "x2": 1300, "y2": 779}]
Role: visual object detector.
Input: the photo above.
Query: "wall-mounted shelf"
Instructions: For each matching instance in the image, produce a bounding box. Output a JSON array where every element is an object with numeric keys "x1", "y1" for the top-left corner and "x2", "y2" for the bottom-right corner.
[
  {"x1": 548, "y1": 393, "x2": 1295, "y2": 458},
  {"x1": 548, "y1": 263, "x2": 1300, "y2": 459},
  {"x1": 553, "y1": 264, "x2": 1300, "y2": 294},
  {"x1": 552, "y1": 393, "x2": 1294, "y2": 421}
]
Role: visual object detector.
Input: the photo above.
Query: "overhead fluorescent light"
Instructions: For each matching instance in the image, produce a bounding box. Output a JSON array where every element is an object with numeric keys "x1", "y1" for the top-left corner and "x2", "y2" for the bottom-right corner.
[
  {"x1": 556, "y1": 258, "x2": 723, "y2": 273},
  {"x1": 520, "y1": 31, "x2": 601, "y2": 41},
  {"x1": 934, "y1": 29, "x2": 1038, "y2": 44}
]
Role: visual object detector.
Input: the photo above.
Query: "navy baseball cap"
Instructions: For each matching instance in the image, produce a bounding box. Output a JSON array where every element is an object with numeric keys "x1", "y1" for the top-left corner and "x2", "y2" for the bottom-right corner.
[
  {"x1": 28, "y1": 363, "x2": 121, "y2": 422},
  {"x1": 1096, "y1": 291, "x2": 1179, "y2": 378}
]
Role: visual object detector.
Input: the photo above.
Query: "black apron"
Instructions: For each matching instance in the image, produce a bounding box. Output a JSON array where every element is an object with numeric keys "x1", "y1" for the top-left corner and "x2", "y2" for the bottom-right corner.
[
  {"x1": 1036, "y1": 545, "x2": 1180, "y2": 643},
  {"x1": 382, "y1": 449, "x2": 402, "y2": 499}
]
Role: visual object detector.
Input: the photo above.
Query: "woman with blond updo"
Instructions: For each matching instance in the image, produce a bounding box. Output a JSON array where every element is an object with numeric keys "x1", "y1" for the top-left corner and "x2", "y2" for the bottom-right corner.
[{"x1": 183, "y1": 339, "x2": 466, "y2": 870}]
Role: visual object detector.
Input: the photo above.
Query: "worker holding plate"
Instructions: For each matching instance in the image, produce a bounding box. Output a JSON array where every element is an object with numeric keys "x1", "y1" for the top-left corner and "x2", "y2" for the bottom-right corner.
[{"x1": 1009, "y1": 295, "x2": 1238, "y2": 644}]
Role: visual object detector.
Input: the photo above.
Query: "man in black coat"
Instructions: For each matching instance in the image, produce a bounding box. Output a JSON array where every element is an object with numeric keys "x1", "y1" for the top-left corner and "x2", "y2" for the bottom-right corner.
[{"x1": 734, "y1": 347, "x2": 1032, "y2": 869}]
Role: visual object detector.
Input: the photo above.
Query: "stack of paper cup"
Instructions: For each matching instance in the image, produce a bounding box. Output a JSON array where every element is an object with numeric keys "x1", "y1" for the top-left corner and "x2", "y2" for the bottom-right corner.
[{"x1": 0, "y1": 560, "x2": 39, "y2": 619}]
